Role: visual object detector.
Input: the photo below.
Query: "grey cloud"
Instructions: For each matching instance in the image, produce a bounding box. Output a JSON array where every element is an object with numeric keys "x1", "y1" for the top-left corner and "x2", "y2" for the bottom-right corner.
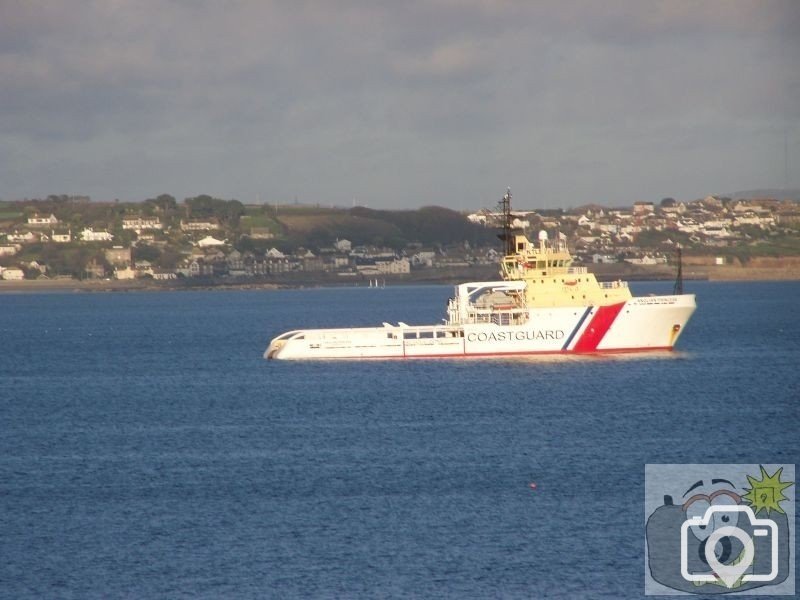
[{"x1": 0, "y1": 0, "x2": 798, "y2": 206}]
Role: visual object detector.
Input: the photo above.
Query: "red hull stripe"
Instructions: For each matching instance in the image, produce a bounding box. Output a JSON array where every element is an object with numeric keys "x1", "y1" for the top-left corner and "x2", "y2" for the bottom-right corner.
[{"x1": 570, "y1": 302, "x2": 626, "y2": 352}]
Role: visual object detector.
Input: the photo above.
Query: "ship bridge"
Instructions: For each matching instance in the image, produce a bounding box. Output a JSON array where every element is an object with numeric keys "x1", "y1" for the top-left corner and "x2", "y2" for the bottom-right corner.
[{"x1": 500, "y1": 231, "x2": 631, "y2": 308}]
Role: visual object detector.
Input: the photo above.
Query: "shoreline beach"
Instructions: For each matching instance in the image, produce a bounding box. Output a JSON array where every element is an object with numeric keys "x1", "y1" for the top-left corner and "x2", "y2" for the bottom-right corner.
[{"x1": 2, "y1": 264, "x2": 799, "y2": 294}]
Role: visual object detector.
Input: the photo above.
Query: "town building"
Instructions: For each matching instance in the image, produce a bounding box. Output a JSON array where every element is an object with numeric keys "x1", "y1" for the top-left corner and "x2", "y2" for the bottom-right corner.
[
  {"x1": 27, "y1": 213, "x2": 59, "y2": 227},
  {"x1": 196, "y1": 236, "x2": 226, "y2": 247},
  {"x1": 122, "y1": 216, "x2": 163, "y2": 232},
  {"x1": 334, "y1": 238, "x2": 352, "y2": 252},
  {"x1": 105, "y1": 246, "x2": 132, "y2": 266},
  {"x1": 80, "y1": 228, "x2": 114, "y2": 242},
  {"x1": 114, "y1": 266, "x2": 136, "y2": 280},
  {"x1": 181, "y1": 219, "x2": 219, "y2": 231},
  {"x1": 248, "y1": 228, "x2": 275, "y2": 240},
  {"x1": 51, "y1": 230, "x2": 72, "y2": 243},
  {"x1": 0, "y1": 267, "x2": 25, "y2": 280},
  {"x1": 6, "y1": 231, "x2": 36, "y2": 243}
]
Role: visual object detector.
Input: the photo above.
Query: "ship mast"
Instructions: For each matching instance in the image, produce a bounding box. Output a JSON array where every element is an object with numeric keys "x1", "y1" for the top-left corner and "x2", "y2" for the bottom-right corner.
[
  {"x1": 497, "y1": 188, "x2": 515, "y2": 256},
  {"x1": 673, "y1": 244, "x2": 684, "y2": 295}
]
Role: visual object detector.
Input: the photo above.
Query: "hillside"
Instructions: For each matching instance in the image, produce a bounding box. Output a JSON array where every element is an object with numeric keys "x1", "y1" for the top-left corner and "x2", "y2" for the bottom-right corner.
[
  {"x1": 726, "y1": 189, "x2": 800, "y2": 202},
  {"x1": 274, "y1": 205, "x2": 497, "y2": 249}
]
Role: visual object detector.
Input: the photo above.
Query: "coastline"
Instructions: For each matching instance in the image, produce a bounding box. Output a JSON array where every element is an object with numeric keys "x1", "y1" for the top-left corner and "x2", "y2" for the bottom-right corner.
[{"x1": 1, "y1": 263, "x2": 799, "y2": 294}]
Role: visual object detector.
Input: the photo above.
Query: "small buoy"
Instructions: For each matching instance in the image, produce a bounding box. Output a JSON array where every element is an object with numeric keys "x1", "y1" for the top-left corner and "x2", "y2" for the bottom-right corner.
[{"x1": 529, "y1": 482, "x2": 537, "y2": 490}]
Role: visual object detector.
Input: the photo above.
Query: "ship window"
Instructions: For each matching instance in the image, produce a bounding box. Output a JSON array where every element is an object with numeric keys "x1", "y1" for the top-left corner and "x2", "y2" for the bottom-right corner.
[
  {"x1": 537, "y1": 261, "x2": 546, "y2": 269},
  {"x1": 403, "y1": 331, "x2": 417, "y2": 339},
  {"x1": 419, "y1": 331, "x2": 435, "y2": 339}
]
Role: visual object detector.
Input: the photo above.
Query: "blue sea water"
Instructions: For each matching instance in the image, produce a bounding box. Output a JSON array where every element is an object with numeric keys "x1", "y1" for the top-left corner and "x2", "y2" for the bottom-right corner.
[{"x1": 0, "y1": 281, "x2": 798, "y2": 599}]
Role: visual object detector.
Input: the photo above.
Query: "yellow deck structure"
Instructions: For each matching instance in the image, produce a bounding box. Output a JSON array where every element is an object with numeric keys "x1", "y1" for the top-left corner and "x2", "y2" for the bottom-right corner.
[{"x1": 500, "y1": 231, "x2": 632, "y2": 308}]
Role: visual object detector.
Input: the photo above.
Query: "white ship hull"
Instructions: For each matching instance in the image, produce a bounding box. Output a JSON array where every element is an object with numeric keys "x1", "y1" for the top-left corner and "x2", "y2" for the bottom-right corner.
[{"x1": 266, "y1": 294, "x2": 696, "y2": 360}]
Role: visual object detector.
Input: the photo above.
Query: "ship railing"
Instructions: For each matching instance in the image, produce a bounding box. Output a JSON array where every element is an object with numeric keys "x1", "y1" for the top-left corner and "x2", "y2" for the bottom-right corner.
[
  {"x1": 566, "y1": 266, "x2": 587, "y2": 274},
  {"x1": 449, "y1": 307, "x2": 529, "y2": 327},
  {"x1": 598, "y1": 280, "x2": 628, "y2": 289}
]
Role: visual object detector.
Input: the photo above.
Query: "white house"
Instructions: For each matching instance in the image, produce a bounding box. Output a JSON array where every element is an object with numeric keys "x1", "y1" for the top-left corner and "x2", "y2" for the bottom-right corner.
[
  {"x1": 51, "y1": 230, "x2": 72, "y2": 243},
  {"x1": 1, "y1": 267, "x2": 25, "y2": 280},
  {"x1": 248, "y1": 228, "x2": 274, "y2": 240},
  {"x1": 27, "y1": 213, "x2": 58, "y2": 227},
  {"x1": 633, "y1": 202, "x2": 655, "y2": 215},
  {"x1": 134, "y1": 260, "x2": 154, "y2": 277},
  {"x1": 115, "y1": 266, "x2": 136, "y2": 280},
  {"x1": 181, "y1": 219, "x2": 219, "y2": 231},
  {"x1": 0, "y1": 244, "x2": 20, "y2": 256},
  {"x1": 701, "y1": 225, "x2": 732, "y2": 238},
  {"x1": 266, "y1": 247, "x2": 285, "y2": 259},
  {"x1": 122, "y1": 216, "x2": 163, "y2": 232},
  {"x1": 6, "y1": 231, "x2": 36, "y2": 243},
  {"x1": 411, "y1": 251, "x2": 436, "y2": 267},
  {"x1": 80, "y1": 228, "x2": 114, "y2": 242},
  {"x1": 334, "y1": 238, "x2": 352, "y2": 252},
  {"x1": 152, "y1": 270, "x2": 177, "y2": 280},
  {"x1": 511, "y1": 218, "x2": 530, "y2": 229},
  {"x1": 196, "y1": 235, "x2": 226, "y2": 247},
  {"x1": 377, "y1": 257, "x2": 410, "y2": 274},
  {"x1": 734, "y1": 215, "x2": 774, "y2": 227},
  {"x1": 624, "y1": 255, "x2": 667, "y2": 265}
]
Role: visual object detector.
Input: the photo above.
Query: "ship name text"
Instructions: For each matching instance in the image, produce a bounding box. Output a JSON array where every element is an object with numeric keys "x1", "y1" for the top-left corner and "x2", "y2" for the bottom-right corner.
[{"x1": 467, "y1": 329, "x2": 565, "y2": 343}]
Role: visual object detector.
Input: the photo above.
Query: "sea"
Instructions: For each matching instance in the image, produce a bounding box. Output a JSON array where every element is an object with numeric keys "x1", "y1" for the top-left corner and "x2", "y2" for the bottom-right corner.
[{"x1": 1, "y1": 280, "x2": 798, "y2": 599}]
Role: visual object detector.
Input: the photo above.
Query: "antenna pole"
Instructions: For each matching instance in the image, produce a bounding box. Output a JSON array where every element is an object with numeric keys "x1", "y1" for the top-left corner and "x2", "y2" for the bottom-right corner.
[
  {"x1": 673, "y1": 245, "x2": 684, "y2": 295},
  {"x1": 498, "y1": 188, "x2": 514, "y2": 255}
]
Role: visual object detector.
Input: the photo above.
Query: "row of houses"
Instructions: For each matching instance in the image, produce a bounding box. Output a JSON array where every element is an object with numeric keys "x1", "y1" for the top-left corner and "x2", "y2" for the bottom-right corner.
[
  {"x1": 4, "y1": 227, "x2": 115, "y2": 245},
  {"x1": 24, "y1": 213, "x2": 216, "y2": 232},
  {"x1": 71, "y1": 245, "x2": 414, "y2": 280},
  {"x1": 469, "y1": 196, "x2": 799, "y2": 254}
]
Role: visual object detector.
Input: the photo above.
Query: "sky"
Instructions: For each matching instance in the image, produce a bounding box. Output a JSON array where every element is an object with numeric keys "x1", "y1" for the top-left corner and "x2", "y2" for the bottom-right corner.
[{"x1": 1, "y1": 0, "x2": 799, "y2": 210}]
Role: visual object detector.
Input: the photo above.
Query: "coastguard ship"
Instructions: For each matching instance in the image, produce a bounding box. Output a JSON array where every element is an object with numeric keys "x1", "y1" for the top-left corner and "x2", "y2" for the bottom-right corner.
[{"x1": 266, "y1": 192, "x2": 696, "y2": 360}]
